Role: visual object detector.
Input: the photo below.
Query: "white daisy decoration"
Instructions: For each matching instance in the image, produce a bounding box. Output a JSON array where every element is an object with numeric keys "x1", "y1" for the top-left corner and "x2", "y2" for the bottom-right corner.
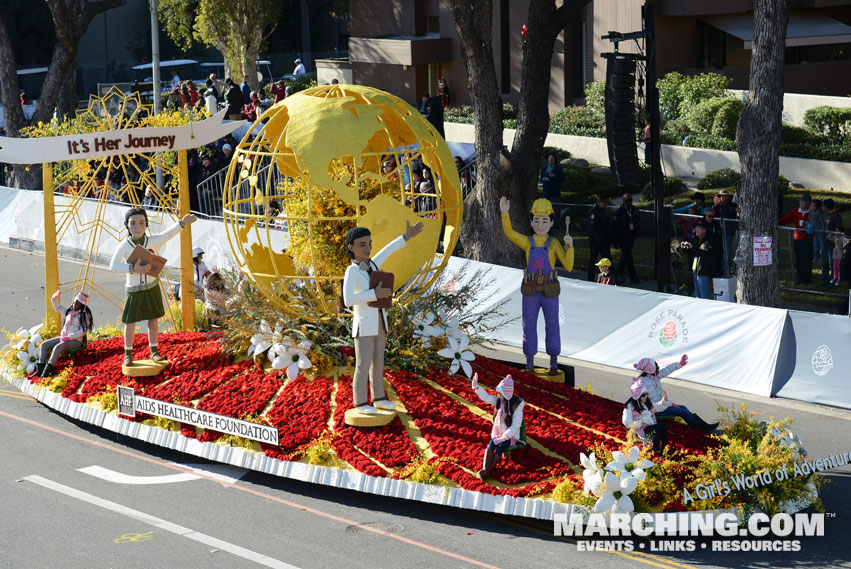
[
  {"x1": 413, "y1": 312, "x2": 439, "y2": 347},
  {"x1": 271, "y1": 337, "x2": 313, "y2": 380},
  {"x1": 580, "y1": 452, "x2": 604, "y2": 494},
  {"x1": 605, "y1": 446, "x2": 655, "y2": 482},
  {"x1": 594, "y1": 471, "x2": 639, "y2": 513},
  {"x1": 247, "y1": 320, "x2": 282, "y2": 360},
  {"x1": 437, "y1": 334, "x2": 475, "y2": 377},
  {"x1": 17, "y1": 341, "x2": 39, "y2": 375}
]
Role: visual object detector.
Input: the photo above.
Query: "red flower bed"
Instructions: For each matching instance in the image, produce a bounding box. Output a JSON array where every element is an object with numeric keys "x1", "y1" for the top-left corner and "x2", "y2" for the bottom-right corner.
[
  {"x1": 387, "y1": 371, "x2": 571, "y2": 491},
  {"x1": 24, "y1": 332, "x2": 719, "y2": 504},
  {"x1": 262, "y1": 376, "x2": 333, "y2": 457},
  {"x1": 331, "y1": 376, "x2": 418, "y2": 470}
]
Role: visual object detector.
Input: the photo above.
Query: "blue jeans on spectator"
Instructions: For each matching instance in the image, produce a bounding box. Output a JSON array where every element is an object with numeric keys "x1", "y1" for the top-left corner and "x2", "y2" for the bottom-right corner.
[
  {"x1": 656, "y1": 403, "x2": 698, "y2": 429},
  {"x1": 693, "y1": 275, "x2": 712, "y2": 299}
]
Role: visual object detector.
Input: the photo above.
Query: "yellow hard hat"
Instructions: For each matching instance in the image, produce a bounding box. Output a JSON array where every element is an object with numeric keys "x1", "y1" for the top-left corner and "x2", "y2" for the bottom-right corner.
[
  {"x1": 530, "y1": 198, "x2": 554, "y2": 217},
  {"x1": 595, "y1": 258, "x2": 612, "y2": 267}
]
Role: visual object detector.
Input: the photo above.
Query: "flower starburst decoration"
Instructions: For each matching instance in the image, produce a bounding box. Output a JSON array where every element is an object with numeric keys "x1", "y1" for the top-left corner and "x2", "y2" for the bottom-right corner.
[
  {"x1": 438, "y1": 334, "x2": 475, "y2": 377},
  {"x1": 605, "y1": 446, "x2": 655, "y2": 482},
  {"x1": 270, "y1": 336, "x2": 313, "y2": 380}
]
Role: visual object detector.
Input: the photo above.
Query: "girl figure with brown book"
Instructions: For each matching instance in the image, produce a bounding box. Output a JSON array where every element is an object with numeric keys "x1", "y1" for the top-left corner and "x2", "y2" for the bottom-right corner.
[{"x1": 109, "y1": 207, "x2": 196, "y2": 366}]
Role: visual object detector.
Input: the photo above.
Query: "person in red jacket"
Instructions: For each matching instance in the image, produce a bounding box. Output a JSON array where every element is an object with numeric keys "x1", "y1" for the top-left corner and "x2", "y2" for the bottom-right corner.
[{"x1": 779, "y1": 192, "x2": 814, "y2": 284}]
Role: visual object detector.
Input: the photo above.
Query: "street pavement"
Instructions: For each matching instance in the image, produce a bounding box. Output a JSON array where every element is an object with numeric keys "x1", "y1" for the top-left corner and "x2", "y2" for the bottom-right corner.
[{"x1": 1, "y1": 245, "x2": 850, "y2": 569}]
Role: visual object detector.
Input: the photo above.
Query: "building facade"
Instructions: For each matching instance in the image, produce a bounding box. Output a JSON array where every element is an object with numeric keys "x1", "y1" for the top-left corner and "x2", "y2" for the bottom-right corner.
[{"x1": 349, "y1": 0, "x2": 851, "y2": 111}]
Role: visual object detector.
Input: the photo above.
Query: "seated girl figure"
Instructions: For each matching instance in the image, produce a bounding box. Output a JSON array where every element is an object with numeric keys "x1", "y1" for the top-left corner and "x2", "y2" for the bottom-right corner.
[
  {"x1": 472, "y1": 373, "x2": 524, "y2": 480},
  {"x1": 632, "y1": 355, "x2": 718, "y2": 431},
  {"x1": 110, "y1": 207, "x2": 197, "y2": 366},
  {"x1": 623, "y1": 383, "x2": 669, "y2": 451},
  {"x1": 35, "y1": 290, "x2": 94, "y2": 377}
]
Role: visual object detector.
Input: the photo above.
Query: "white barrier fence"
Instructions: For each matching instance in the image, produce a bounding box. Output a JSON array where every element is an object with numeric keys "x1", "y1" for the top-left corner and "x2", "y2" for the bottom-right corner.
[{"x1": 2, "y1": 186, "x2": 849, "y2": 410}]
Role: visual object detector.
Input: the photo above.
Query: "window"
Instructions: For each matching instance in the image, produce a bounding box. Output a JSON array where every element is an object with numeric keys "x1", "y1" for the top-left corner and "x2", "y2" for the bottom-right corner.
[{"x1": 696, "y1": 20, "x2": 727, "y2": 69}]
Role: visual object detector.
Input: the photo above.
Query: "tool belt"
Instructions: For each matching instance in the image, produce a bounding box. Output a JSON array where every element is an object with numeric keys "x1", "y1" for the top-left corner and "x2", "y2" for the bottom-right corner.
[{"x1": 520, "y1": 271, "x2": 560, "y2": 297}]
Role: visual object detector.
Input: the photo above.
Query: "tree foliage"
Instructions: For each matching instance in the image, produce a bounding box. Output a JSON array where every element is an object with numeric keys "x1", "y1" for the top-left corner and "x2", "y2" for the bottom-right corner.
[{"x1": 157, "y1": 0, "x2": 283, "y2": 90}]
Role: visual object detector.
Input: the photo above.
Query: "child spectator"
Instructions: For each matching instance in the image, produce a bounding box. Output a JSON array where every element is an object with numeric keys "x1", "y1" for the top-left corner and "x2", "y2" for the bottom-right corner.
[{"x1": 595, "y1": 258, "x2": 615, "y2": 285}]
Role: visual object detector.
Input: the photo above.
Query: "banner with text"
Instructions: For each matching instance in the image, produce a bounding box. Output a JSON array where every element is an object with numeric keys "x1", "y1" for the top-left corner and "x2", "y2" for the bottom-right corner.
[
  {"x1": 117, "y1": 385, "x2": 278, "y2": 445},
  {"x1": 0, "y1": 110, "x2": 243, "y2": 164}
]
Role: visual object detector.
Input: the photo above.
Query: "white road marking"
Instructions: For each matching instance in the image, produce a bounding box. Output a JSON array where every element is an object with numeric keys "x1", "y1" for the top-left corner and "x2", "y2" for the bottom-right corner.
[
  {"x1": 23, "y1": 475, "x2": 300, "y2": 569},
  {"x1": 169, "y1": 462, "x2": 247, "y2": 486},
  {"x1": 78, "y1": 465, "x2": 200, "y2": 485},
  {"x1": 78, "y1": 463, "x2": 247, "y2": 486}
]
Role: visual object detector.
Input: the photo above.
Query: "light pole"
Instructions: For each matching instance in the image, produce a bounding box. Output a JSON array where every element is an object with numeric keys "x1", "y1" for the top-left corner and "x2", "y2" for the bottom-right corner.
[{"x1": 150, "y1": 0, "x2": 164, "y2": 190}]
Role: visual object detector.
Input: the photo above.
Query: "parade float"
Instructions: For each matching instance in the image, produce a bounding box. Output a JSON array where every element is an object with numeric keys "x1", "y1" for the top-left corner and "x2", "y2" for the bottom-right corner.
[{"x1": 1, "y1": 86, "x2": 821, "y2": 522}]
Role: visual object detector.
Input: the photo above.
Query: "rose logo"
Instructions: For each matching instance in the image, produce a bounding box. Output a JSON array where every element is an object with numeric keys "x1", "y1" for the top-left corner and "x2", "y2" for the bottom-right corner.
[
  {"x1": 811, "y1": 345, "x2": 833, "y2": 376},
  {"x1": 658, "y1": 321, "x2": 677, "y2": 348}
]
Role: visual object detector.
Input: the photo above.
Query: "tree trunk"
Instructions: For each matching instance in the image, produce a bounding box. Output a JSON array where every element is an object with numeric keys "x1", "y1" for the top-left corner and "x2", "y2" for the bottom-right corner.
[
  {"x1": 447, "y1": 0, "x2": 518, "y2": 266},
  {"x1": 0, "y1": 17, "x2": 25, "y2": 137},
  {"x1": 57, "y1": 55, "x2": 80, "y2": 119},
  {"x1": 449, "y1": 1, "x2": 588, "y2": 267},
  {"x1": 735, "y1": 0, "x2": 789, "y2": 307},
  {"x1": 510, "y1": 0, "x2": 589, "y2": 233}
]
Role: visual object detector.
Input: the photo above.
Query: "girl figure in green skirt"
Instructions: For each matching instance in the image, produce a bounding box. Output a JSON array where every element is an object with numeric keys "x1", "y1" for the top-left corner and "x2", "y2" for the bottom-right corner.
[{"x1": 110, "y1": 207, "x2": 197, "y2": 366}]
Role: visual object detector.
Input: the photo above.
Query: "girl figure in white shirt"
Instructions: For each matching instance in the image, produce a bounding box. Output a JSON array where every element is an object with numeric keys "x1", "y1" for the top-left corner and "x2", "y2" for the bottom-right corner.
[
  {"x1": 35, "y1": 290, "x2": 94, "y2": 377},
  {"x1": 622, "y1": 383, "x2": 669, "y2": 451},
  {"x1": 110, "y1": 207, "x2": 196, "y2": 366},
  {"x1": 632, "y1": 355, "x2": 718, "y2": 431}
]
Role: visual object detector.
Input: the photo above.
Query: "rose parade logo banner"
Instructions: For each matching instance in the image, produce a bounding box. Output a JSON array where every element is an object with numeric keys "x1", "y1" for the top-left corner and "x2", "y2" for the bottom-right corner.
[{"x1": 570, "y1": 297, "x2": 786, "y2": 397}]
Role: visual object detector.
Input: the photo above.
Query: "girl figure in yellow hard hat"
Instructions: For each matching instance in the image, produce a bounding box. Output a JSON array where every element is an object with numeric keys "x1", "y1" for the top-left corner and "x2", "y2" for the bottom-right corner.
[{"x1": 500, "y1": 197, "x2": 574, "y2": 374}]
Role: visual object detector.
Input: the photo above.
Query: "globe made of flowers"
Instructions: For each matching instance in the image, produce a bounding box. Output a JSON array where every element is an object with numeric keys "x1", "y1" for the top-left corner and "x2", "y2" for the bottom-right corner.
[{"x1": 223, "y1": 84, "x2": 463, "y2": 315}]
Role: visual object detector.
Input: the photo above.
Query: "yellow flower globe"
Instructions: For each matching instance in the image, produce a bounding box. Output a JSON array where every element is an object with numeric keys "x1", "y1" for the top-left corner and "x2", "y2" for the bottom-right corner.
[{"x1": 223, "y1": 84, "x2": 463, "y2": 315}]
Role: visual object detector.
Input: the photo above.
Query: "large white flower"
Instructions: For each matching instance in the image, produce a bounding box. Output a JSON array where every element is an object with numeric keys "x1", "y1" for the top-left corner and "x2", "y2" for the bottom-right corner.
[
  {"x1": 271, "y1": 337, "x2": 312, "y2": 380},
  {"x1": 247, "y1": 320, "x2": 282, "y2": 360},
  {"x1": 412, "y1": 312, "x2": 439, "y2": 347},
  {"x1": 580, "y1": 452, "x2": 604, "y2": 494},
  {"x1": 437, "y1": 334, "x2": 475, "y2": 377},
  {"x1": 605, "y1": 446, "x2": 655, "y2": 482},
  {"x1": 13, "y1": 324, "x2": 43, "y2": 350},
  {"x1": 594, "y1": 471, "x2": 639, "y2": 513},
  {"x1": 433, "y1": 309, "x2": 463, "y2": 341},
  {"x1": 17, "y1": 341, "x2": 39, "y2": 374}
]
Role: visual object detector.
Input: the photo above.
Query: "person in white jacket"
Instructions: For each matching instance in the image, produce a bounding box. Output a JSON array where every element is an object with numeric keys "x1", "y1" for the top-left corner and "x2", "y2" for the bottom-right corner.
[
  {"x1": 622, "y1": 383, "x2": 669, "y2": 450},
  {"x1": 35, "y1": 290, "x2": 94, "y2": 377},
  {"x1": 110, "y1": 207, "x2": 196, "y2": 366},
  {"x1": 472, "y1": 373, "x2": 524, "y2": 480},
  {"x1": 632, "y1": 355, "x2": 718, "y2": 431},
  {"x1": 343, "y1": 220, "x2": 423, "y2": 414}
]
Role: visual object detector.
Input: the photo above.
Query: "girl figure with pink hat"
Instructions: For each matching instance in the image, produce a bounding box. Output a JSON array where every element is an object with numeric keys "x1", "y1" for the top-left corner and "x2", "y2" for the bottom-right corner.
[
  {"x1": 471, "y1": 373, "x2": 524, "y2": 480},
  {"x1": 632, "y1": 355, "x2": 718, "y2": 431},
  {"x1": 623, "y1": 383, "x2": 669, "y2": 451},
  {"x1": 35, "y1": 290, "x2": 94, "y2": 377}
]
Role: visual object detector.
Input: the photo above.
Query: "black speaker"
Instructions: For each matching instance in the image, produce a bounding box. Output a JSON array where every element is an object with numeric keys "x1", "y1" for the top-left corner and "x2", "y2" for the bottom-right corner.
[{"x1": 604, "y1": 57, "x2": 640, "y2": 186}]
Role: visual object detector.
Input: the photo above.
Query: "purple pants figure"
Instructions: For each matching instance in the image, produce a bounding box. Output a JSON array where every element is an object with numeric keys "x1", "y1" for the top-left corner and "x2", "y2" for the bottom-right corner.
[
  {"x1": 522, "y1": 292, "x2": 560, "y2": 358},
  {"x1": 522, "y1": 235, "x2": 561, "y2": 369}
]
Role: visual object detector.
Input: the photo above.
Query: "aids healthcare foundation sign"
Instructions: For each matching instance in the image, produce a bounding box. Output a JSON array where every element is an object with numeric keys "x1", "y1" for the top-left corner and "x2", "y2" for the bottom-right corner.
[
  {"x1": 117, "y1": 385, "x2": 278, "y2": 445},
  {"x1": 0, "y1": 109, "x2": 243, "y2": 165}
]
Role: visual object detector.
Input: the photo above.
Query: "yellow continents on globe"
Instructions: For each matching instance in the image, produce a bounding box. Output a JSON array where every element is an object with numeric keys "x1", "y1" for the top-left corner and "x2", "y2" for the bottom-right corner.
[{"x1": 222, "y1": 84, "x2": 463, "y2": 315}]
